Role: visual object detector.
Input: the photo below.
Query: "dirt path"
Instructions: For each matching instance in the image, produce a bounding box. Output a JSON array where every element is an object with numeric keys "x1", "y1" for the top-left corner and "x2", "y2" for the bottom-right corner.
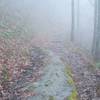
[
  {"x1": 26, "y1": 50, "x2": 75, "y2": 100},
  {"x1": 44, "y1": 40, "x2": 100, "y2": 100},
  {"x1": 29, "y1": 34, "x2": 100, "y2": 100},
  {"x1": 0, "y1": 34, "x2": 100, "y2": 100}
]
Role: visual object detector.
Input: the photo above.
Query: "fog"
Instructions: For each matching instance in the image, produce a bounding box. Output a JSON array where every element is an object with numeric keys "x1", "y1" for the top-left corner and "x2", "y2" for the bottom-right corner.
[{"x1": 0, "y1": 0, "x2": 95, "y2": 51}]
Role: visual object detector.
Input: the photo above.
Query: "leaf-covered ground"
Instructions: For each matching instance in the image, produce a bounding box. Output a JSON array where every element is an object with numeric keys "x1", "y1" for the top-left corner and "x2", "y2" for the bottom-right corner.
[
  {"x1": 0, "y1": 35, "x2": 100, "y2": 100},
  {"x1": 0, "y1": 36, "x2": 77, "y2": 100},
  {"x1": 30, "y1": 36, "x2": 100, "y2": 100}
]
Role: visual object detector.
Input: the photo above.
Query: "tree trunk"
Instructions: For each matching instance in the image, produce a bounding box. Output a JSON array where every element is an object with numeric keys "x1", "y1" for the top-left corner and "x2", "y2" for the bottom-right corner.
[
  {"x1": 77, "y1": 0, "x2": 80, "y2": 32},
  {"x1": 92, "y1": 0, "x2": 100, "y2": 61},
  {"x1": 71, "y1": 0, "x2": 74, "y2": 42}
]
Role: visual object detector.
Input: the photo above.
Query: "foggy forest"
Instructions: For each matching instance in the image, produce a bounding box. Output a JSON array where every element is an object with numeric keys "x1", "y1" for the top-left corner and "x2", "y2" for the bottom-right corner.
[{"x1": 0, "y1": 0, "x2": 100, "y2": 100}]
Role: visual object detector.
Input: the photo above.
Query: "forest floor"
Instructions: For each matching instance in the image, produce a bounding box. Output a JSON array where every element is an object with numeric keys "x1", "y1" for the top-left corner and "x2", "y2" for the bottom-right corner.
[
  {"x1": 0, "y1": 35, "x2": 100, "y2": 100},
  {"x1": 31, "y1": 35, "x2": 100, "y2": 99},
  {"x1": 46, "y1": 41, "x2": 100, "y2": 100}
]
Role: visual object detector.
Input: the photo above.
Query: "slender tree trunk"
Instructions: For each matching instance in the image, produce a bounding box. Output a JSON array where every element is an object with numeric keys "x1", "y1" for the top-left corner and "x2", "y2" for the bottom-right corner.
[
  {"x1": 71, "y1": 0, "x2": 74, "y2": 41},
  {"x1": 77, "y1": 0, "x2": 80, "y2": 32},
  {"x1": 92, "y1": 0, "x2": 100, "y2": 61},
  {"x1": 92, "y1": 0, "x2": 97, "y2": 55}
]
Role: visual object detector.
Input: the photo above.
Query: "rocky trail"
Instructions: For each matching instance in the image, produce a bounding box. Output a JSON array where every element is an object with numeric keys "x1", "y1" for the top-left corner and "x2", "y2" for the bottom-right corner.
[
  {"x1": 31, "y1": 37, "x2": 100, "y2": 100},
  {"x1": 44, "y1": 40, "x2": 100, "y2": 100},
  {"x1": 0, "y1": 36, "x2": 100, "y2": 100}
]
